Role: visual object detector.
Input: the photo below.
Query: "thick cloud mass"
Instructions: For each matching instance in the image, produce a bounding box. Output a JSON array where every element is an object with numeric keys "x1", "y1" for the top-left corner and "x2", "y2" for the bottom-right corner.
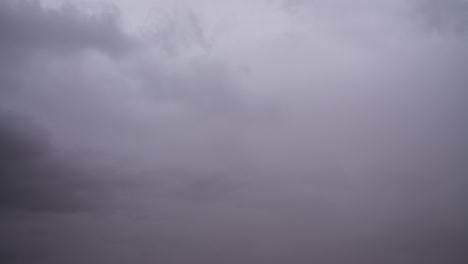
[
  {"x1": 0, "y1": 0, "x2": 467, "y2": 263},
  {"x1": 0, "y1": 0, "x2": 132, "y2": 212}
]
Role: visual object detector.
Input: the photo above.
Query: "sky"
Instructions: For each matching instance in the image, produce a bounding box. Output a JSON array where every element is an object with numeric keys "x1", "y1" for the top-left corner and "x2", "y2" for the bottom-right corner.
[{"x1": 0, "y1": 0, "x2": 467, "y2": 263}]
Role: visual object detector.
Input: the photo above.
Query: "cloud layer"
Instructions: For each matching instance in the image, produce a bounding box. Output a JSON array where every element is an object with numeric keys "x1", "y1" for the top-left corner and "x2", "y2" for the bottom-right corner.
[{"x1": 1, "y1": 0, "x2": 467, "y2": 263}]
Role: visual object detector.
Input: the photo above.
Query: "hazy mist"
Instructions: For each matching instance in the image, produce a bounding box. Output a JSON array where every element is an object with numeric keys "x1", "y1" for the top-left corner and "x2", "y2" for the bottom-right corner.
[{"x1": 1, "y1": 0, "x2": 467, "y2": 263}]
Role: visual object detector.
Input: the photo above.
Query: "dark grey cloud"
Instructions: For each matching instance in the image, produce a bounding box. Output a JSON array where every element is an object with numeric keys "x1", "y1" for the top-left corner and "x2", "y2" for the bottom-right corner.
[
  {"x1": 0, "y1": 1, "x2": 135, "y2": 262},
  {"x1": 417, "y1": 0, "x2": 468, "y2": 33},
  {"x1": 0, "y1": 0, "x2": 131, "y2": 56},
  {"x1": 0, "y1": 117, "x2": 94, "y2": 214},
  {"x1": 0, "y1": 0, "x2": 134, "y2": 210},
  {"x1": 0, "y1": 0, "x2": 467, "y2": 263}
]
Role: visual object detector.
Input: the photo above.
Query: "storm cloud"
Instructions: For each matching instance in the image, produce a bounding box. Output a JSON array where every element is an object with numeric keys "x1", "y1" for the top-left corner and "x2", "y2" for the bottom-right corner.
[{"x1": 0, "y1": 0, "x2": 467, "y2": 263}]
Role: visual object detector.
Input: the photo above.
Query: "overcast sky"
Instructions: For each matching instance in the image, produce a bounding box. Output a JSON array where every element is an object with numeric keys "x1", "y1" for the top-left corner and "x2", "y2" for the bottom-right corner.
[{"x1": 1, "y1": 0, "x2": 467, "y2": 263}]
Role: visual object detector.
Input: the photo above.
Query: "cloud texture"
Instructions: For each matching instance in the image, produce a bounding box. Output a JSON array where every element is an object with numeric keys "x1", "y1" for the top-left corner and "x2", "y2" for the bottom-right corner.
[{"x1": 0, "y1": 0, "x2": 467, "y2": 263}]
